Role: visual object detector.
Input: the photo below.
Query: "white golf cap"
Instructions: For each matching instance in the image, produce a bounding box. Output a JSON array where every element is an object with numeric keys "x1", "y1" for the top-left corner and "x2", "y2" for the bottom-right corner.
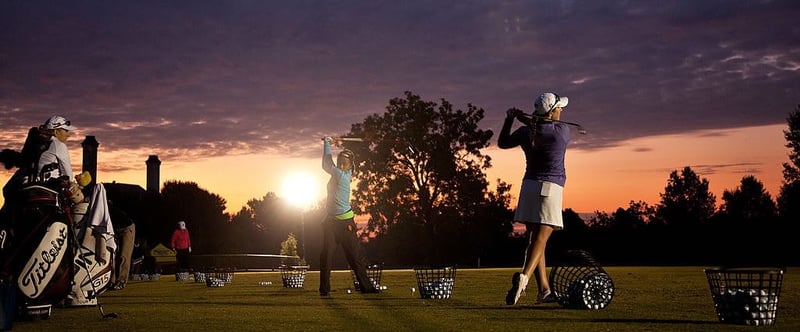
[
  {"x1": 534, "y1": 93, "x2": 569, "y2": 115},
  {"x1": 43, "y1": 115, "x2": 76, "y2": 131}
]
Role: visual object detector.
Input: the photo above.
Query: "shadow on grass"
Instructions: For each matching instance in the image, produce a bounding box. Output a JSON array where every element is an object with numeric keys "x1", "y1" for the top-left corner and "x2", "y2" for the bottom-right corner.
[
  {"x1": 454, "y1": 304, "x2": 716, "y2": 326},
  {"x1": 591, "y1": 318, "x2": 714, "y2": 325},
  {"x1": 454, "y1": 305, "x2": 563, "y2": 311}
]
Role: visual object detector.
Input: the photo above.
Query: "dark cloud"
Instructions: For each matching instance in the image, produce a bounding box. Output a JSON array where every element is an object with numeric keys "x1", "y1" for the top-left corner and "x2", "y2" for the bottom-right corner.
[
  {"x1": 689, "y1": 162, "x2": 765, "y2": 177},
  {"x1": 1, "y1": 0, "x2": 798, "y2": 170}
]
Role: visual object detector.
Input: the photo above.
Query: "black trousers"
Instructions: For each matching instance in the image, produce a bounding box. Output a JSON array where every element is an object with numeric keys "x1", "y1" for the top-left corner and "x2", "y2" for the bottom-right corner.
[
  {"x1": 318, "y1": 216, "x2": 375, "y2": 294},
  {"x1": 175, "y1": 249, "x2": 190, "y2": 271}
]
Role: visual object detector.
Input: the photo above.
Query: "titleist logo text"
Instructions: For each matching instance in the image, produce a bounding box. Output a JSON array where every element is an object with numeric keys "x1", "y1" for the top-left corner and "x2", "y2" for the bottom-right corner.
[{"x1": 20, "y1": 225, "x2": 67, "y2": 298}]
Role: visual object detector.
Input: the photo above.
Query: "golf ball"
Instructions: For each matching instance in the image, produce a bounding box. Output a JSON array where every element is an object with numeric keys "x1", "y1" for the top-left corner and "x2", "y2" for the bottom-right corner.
[{"x1": 347, "y1": 289, "x2": 352, "y2": 294}]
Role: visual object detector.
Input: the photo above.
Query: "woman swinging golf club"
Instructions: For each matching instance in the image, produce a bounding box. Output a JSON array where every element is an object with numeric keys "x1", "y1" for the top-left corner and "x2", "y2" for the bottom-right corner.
[
  {"x1": 498, "y1": 92, "x2": 572, "y2": 305},
  {"x1": 318, "y1": 137, "x2": 378, "y2": 297}
]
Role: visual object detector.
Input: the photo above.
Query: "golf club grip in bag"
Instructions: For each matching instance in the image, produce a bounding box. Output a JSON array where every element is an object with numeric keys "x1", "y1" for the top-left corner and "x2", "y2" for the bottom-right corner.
[
  {"x1": 68, "y1": 224, "x2": 114, "y2": 306},
  {"x1": 66, "y1": 182, "x2": 116, "y2": 306},
  {"x1": 9, "y1": 184, "x2": 73, "y2": 306}
]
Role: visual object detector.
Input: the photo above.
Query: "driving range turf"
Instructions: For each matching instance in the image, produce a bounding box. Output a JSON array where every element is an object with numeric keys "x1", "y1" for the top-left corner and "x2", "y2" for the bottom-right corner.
[{"x1": 9, "y1": 267, "x2": 799, "y2": 331}]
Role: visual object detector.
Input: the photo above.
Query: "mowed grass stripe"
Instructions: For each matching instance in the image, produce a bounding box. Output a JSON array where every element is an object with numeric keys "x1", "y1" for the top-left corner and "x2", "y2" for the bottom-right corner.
[{"x1": 9, "y1": 267, "x2": 799, "y2": 331}]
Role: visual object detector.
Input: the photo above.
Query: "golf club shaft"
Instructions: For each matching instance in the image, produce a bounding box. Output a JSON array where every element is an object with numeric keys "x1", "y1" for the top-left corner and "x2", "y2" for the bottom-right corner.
[
  {"x1": 515, "y1": 113, "x2": 587, "y2": 134},
  {"x1": 319, "y1": 137, "x2": 364, "y2": 142}
]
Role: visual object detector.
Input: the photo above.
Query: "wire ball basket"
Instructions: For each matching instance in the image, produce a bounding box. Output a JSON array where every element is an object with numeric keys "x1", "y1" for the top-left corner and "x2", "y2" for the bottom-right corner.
[
  {"x1": 705, "y1": 267, "x2": 784, "y2": 326},
  {"x1": 549, "y1": 250, "x2": 615, "y2": 310},
  {"x1": 280, "y1": 265, "x2": 308, "y2": 288},
  {"x1": 175, "y1": 272, "x2": 190, "y2": 282},
  {"x1": 205, "y1": 268, "x2": 234, "y2": 287},
  {"x1": 193, "y1": 271, "x2": 206, "y2": 283},
  {"x1": 414, "y1": 266, "x2": 456, "y2": 299},
  {"x1": 351, "y1": 264, "x2": 383, "y2": 292}
]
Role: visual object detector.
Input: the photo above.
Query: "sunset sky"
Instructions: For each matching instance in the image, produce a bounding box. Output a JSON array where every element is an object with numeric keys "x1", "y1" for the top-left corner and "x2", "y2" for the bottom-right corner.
[{"x1": 1, "y1": 1, "x2": 798, "y2": 216}]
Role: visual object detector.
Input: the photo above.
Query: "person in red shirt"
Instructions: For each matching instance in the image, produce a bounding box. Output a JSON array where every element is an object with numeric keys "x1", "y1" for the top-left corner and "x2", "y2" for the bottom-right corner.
[{"x1": 170, "y1": 221, "x2": 192, "y2": 271}]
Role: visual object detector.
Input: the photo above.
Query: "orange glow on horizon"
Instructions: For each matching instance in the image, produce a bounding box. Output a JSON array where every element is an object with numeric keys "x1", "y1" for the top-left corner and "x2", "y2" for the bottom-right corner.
[{"x1": 0, "y1": 124, "x2": 789, "y2": 217}]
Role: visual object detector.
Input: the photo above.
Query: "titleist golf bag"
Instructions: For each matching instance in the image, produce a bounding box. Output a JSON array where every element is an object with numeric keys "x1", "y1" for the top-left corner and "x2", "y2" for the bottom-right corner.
[
  {"x1": 4, "y1": 182, "x2": 74, "y2": 312},
  {"x1": 1, "y1": 181, "x2": 116, "y2": 321}
]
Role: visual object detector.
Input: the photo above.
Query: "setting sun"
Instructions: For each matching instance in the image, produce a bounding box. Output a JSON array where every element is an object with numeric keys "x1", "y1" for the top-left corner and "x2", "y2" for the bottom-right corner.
[{"x1": 282, "y1": 172, "x2": 319, "y2": 209}]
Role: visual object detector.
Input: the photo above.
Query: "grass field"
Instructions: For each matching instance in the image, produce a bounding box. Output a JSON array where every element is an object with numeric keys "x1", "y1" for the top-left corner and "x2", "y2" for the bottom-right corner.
[{"x1": 8, "y1": 267, "x2": 798, "y2": 331}]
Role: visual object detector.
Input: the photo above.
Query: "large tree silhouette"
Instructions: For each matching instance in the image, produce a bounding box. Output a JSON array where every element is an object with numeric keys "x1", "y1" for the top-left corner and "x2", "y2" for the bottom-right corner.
[
  {"x1": 343, "y1": 91, "x2": 498, "y2": 265},
  {"x1": 159, "y1": 181, "x2": 229, "y2": 254},
  {"x1": 778, "y1": 104, "x2": 800, "y2": 222}
]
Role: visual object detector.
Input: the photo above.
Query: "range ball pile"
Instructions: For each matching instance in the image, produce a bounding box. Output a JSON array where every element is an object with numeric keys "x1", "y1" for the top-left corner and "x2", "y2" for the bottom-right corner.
[
  {"x1": 560, "y1": 273, "x2": 615, "y2": 310},
  {"x1": 282, "y1": 274, "x2": 305, "y2": 288},
  {"x1": 419, "y1": 277, "x2": 455, "y2": 299},
  {"x1": 713, "y1": 289, "x2": 780, "y2": 326},
  {"x1": 205, "y1": 271, "x2": 234, "y2": 288}
]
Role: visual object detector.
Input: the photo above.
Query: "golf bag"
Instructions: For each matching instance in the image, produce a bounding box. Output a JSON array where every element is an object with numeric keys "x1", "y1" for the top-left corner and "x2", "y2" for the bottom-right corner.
[
  {"x1": 5, "y1": 184, "x2": 74, "y2": 309},
  {"x1": 66, "y1": 183, "x2": 115, "y2": 307}
]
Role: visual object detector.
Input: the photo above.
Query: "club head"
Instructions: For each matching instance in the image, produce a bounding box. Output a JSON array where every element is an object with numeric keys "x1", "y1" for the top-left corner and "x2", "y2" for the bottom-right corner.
[{"x1": 99, "y1": 305, "x2": 119, "y2": 319}]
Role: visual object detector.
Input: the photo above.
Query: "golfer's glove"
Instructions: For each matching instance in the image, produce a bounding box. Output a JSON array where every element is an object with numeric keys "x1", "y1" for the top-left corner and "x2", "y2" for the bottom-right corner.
[{"x1": 506, "y1": 108, "x2": 523, "y2": 119}]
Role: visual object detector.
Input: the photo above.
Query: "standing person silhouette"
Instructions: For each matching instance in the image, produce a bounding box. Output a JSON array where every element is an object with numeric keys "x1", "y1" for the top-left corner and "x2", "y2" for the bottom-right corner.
[
  {"x1": 109, "y1": 201, "x2": 135, "y2": 290},
  {"x1": 318, "y1": 137, "x2": 378, "y2": 297},
  {"x1": 171, "y1": 221, "x2": 192, "y2": 271},
  {"x1": 498, "y1": 92, "x2": 572, "y2": 305}
]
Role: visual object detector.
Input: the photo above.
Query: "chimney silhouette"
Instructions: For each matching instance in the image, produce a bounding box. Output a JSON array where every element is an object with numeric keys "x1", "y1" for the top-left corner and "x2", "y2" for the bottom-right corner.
[
  {"x1": 81, "y1": 136, "x2": 99, "y2": 187},
  {"x1": 146, "y1": 155, "x2": 161, "y2": 193}
]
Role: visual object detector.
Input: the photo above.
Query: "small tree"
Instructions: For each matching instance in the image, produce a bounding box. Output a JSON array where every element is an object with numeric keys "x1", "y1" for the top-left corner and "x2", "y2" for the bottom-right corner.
[
  {"x1": 654, "y1": 166, "x2": 716, "y2": 228},
  {"x1": 279, "y1": 233, "x2": 302, "y2": 265},
  {"x1": 612, "y1": 200, "x2": 653, "y2": 231},
  {"x1": 720, "y1": 175, "x2": 777, "y2": 222}
]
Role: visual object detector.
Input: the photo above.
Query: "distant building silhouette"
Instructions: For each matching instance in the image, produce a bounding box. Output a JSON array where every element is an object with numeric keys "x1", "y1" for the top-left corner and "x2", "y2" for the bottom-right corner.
[
  {"x1": 80, "y1": 136, "x2": 161, "y2": 194},
  {"x1": 81, "y1": 135, "x2": 163, "y2": 260},
  {"x1": 81, "y1": 136, "x2": 99, "y2": 187},
  {"x1": 146, "y1": 155, "x2": 161, "y2": 194}
]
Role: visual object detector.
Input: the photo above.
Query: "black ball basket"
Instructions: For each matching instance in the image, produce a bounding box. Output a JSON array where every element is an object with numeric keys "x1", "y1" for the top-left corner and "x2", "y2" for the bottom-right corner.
[
  {"x1": 414, "y1": 266, "x2": 456, "y2": 299},
  {"x1": 549, "y1": 250, "x2": 614, "y2": 309},
  {"x1": 705, "y1": 267, "x2": 784, "y2": 326},
  {"x1": 352, "y1": 264, "x2": 383, "y2": 292},
  {"x1": 280, "y1": 265, "x2": 308, "y2": 288},
  {"x1": 205, "y1": 268, "x2": 234, "y2": 287}
]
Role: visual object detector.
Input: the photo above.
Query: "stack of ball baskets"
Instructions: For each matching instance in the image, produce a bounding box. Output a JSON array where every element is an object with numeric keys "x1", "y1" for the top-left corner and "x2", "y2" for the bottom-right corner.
[{"x1": 178, "y1": 268, "x2": 234, "y2": 287}]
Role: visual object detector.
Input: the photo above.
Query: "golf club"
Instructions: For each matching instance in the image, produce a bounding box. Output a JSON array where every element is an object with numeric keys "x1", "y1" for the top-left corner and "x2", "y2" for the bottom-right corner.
[
  {"x1": 69, "y1": 224, "x2": 118, "y2": 319},
  {"x1": 320, "y1": 136, "x2": 417, "y2": 156},
  {"x1": 513, "y1": 111, "x2": 588, "y2": 135},
  {"x1": 319, "y1": 136, "x2": 364, "y2": 142}
]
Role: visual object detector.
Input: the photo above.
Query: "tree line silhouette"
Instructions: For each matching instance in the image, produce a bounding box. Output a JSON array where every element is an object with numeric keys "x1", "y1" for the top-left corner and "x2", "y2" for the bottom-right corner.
[{"x1": 108, "y1": 97, "x2": 800, "y2": 269}]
